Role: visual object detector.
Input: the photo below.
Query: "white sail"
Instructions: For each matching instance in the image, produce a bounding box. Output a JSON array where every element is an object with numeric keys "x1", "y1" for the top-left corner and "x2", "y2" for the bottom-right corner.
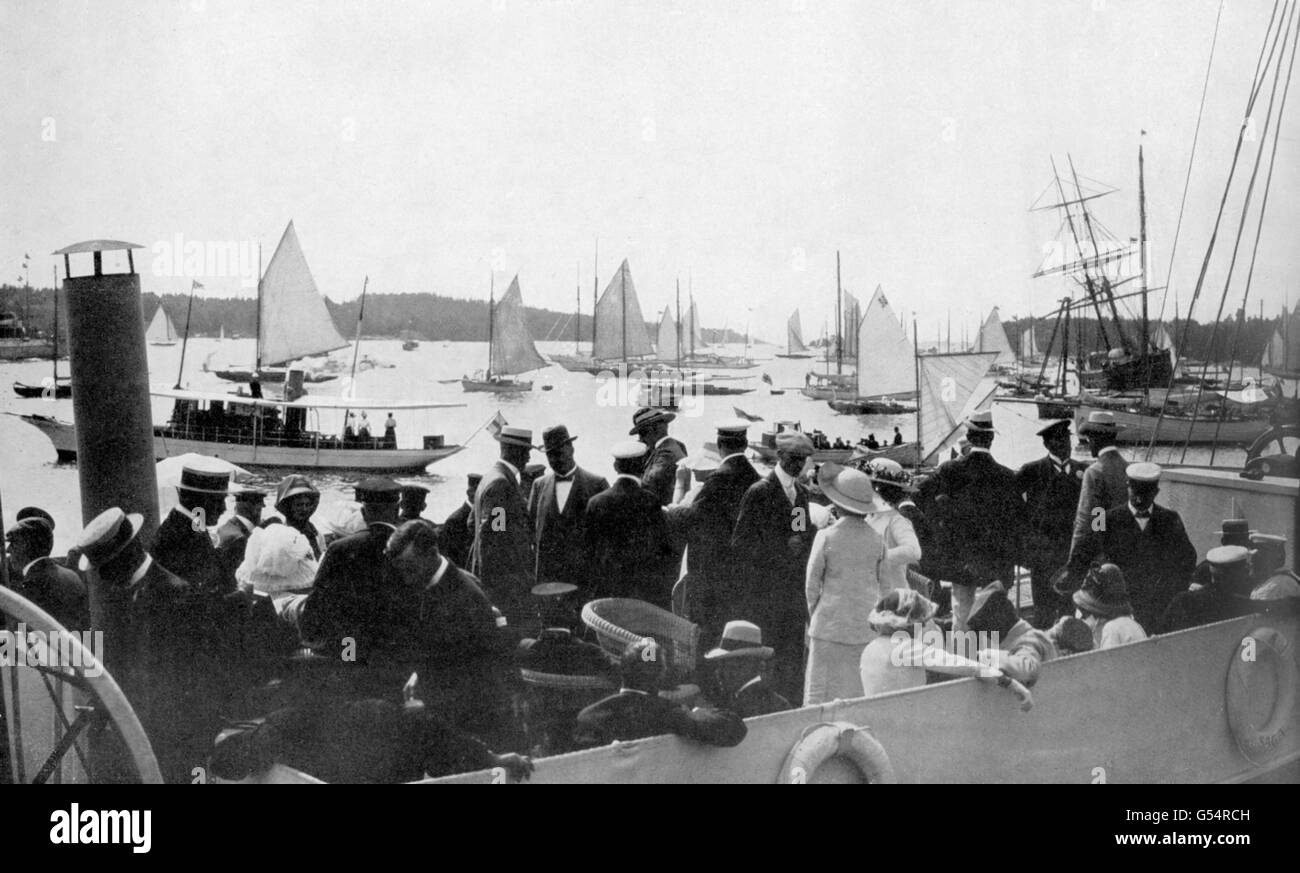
[
  {"x1": 918, "y1": 351, "x2": 1000, "y2": 465},
  {"x1": 490, "y1": 275, "x2": 548, "y2": 377},
  {"x1": 593, "y1": 259, "x2": 654, "y2": 360},
  {"x1": 656, "y1": 308, "x2": 679, "y2": 360},
  {"x1": 685, "y1": 299, "x2": 704, "y2": 352},
  {"x1": 146, "y1": 306, "x2": 177, "y2": 343},
  {"x1": 976, "y1": 307, "x2": 1016, "y2": 365},
  {"x1": 855, "y1": 288, "x2": 914, "y2": 398},
  {"x1": 841, "y1": 291, "x2": 861, "y2": 360},
  {"x1": 787, "y1": 309, "x2": 808, "y2": 354},
  {"x1": 1021, "y1": 325, "x2": 1039, "y2": 359},
  {"x1": 257, "y1": 221, "x2": 348, "y2": 368}
]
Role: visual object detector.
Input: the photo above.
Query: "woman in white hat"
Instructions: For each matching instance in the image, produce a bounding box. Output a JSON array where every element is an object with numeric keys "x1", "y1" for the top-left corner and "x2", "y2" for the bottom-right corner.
[
  {"x1": 803, "y1": 463, "x2": 892, "y2": 705},
  {"x1": 858, "y1": 588, "x2": 940, "y2": 697}
]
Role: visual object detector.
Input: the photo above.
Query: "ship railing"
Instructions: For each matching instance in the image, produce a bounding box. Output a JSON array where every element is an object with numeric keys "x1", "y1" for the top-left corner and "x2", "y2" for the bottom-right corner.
[{"x1": 157, "y1": 424, "x2": 400, "y2": 451}]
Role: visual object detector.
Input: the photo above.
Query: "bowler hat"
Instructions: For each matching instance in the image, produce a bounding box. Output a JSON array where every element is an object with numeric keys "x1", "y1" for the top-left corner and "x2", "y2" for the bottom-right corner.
[
  {"x1": 704, "y1": 620, "x2": 774, "y2": 661},
  {"x1": 541, "y1": 424, "x2": 578, "y2": 453},
  {"x1": 76, "y1": 507, "x2": 144, "y2": 572},
  {"x1": 629, "y1": 407, "x2": 676, "y2": 435},
  {"x1": 1072, "y1": 563, "x2": 1134, "y2": 620}
]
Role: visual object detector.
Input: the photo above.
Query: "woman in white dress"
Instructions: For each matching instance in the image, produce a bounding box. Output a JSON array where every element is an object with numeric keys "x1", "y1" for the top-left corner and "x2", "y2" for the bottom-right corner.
[{"x1": 862, "y1": 458, "x2": 922, "y2": 598}]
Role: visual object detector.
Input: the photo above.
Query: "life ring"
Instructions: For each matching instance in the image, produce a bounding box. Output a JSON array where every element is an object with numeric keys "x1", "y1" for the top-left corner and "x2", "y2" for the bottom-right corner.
[
  {"x1": 1225, "y1": 627, "x2": 1298, "y2": 765},
  {"x1": 778, "y1": 721, "x2": 896, "y2": 784}
]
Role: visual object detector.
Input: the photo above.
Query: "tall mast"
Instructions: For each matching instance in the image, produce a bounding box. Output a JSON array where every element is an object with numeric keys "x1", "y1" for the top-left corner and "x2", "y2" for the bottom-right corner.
[
  {"x1": 1051, "y1": 157, "x2": 1112, "y2": 351},
  {"x1": 175, "y1": 279, "x2": 199, "y2": 389},
  {"x1": 487, "y1": 272, "x2": 495, "y2": 378},
  {"x1": 620, "y1": 260, "x2": 627, "y2": 362},
  {"x1": 1138, "y1": 141, "x2": 1150, "y2": 355},
  {"x1": 51, "y1": 265, "x2": 59, "y2": 383},
  {"x1": 592, "y1": 238, "x2": 598, "y2": 355},
  {"x1": 835, "y1": 250, "x2": 843, "y2": 375},
  {"x1": 575, "y1": 263, "x2": 582, "y2": 354},
  {"x1": 347, "y1": 276, "x2": 368, "y2": 388},
  {"x1": 913, "y1": 318, "x2": 921, "y2": 466},
  {"x1": 1068, "y1": 154, "x2": 1126, "y2": 350},
  {"x1": 676, "y1": 277, "x2": 682, "y2": 369},
  {"x1": 254, "y1": 243, "x2": 263, "y2": 371}
]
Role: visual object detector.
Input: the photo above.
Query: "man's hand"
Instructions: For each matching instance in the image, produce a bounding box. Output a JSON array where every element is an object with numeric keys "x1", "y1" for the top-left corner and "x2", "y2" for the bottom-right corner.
[{"x1": 492, "y1": 752, "x2": 534, "y2": 782}]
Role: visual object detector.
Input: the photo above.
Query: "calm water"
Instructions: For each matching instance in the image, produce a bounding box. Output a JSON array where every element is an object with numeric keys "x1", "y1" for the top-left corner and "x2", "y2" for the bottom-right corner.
[{"x1": 0, "y1": 337, "x2": 1240, "y2": 553}]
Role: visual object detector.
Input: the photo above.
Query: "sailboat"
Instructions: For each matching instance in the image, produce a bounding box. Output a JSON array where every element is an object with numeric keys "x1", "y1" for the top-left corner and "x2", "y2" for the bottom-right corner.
[
  {"x1": 213, "y1": 221, "x2": 347, "y2": 384},
  {"x1": 975, "y1": 307, "x2": 1016, "y2": 372},
  {"x1": 1020, "y1": 322, "x2": 1041, "y2": 364},
  {"x1": 462, "y1": 274, "x2": 547, "y2": 393},
  {"x1": 804, "y1": 253, "x2": 857, "y2": 398},
  {"x1": 582, "y1": 259, "x2": 658, "y2": 374},
  {"x1": 775, "y1": 309, "x2": 813, "y2": 359},
  {"x1": 146, "y1": 305, "x2": 179, "y2": 347},
  {"x1": 828, "y1": 287, "x2": 918, "y2": 415},
  {"x1": 12, "y1": 279, "x2": 71, "y2": 399}
]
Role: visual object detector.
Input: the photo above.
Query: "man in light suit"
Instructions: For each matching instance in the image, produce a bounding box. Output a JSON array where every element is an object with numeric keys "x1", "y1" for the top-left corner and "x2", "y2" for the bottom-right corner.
[
  {"x1": 731, "y1": 430, "x2": 816, "y2": 705},
  {"x1": 583, "y1": 441, "x2": 676, "y2": 606},
  {"x1": 1065, "y1": 462, "x2": 1197, "y2": 632},
  {"x1": 678, "y1": 420, "x2": 762, "y2": 645},
  {"x1": 1069, "y1": 411, "x2": 1130, "y2": 560},
  {"x1": 1015, "y1": 421, "x2": 1087, "y2": 627},
  {"x1": 527, "y1": 424, "x2": 609, "y2": 593},
  {"x1": 631, "y1": 407, "x2": 688, "y2": 505},
  {"x1": 470, "y1": 426, "x2": 537, "y2": 630}
]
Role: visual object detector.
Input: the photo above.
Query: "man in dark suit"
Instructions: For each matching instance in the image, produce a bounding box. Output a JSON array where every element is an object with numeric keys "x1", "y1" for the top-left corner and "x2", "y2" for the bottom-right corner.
[
  {"x1": 1065, "y1": 462, "x2": 1197, "y2": 631},
  {"x1": 630, "y1": 407, "x2": 688, "y2": 505},
  {"x1": 150, "y1": 461, "x2": 233, "y2": 594},
  {"x1": 299, "y1": 478, "x2": 404, "y2": 663},
  {"x1": 399, "y1": 484, "x2": 429, "y2": 522},
  {"x1": 5, "y1": 515, "x2": 87, "y2": 629},
  {"x1": 527, "y1": 424, "x2": 609, "y2": 592},
  {"x1": 731, "y1": 430, "x2": 816, "y2": 704},
  {"x1": 1015, "y1": 420, "x2": 1087, "y2": 627},
  {"x1": 678, "y1": 420, "x2": 762, "y2": 645},
  {"x1": 437, "y1": 473, "x2": 480, "y2": 570},
  {"x1": 917, "y1": 410, "x2": 1026, "y2": 631},
  {"x1": 470, "y1": 426, "x2": 537, "y2": 630},
  {"x1": 215, "y1": 488, "x2": 265, "y2": 586},
  {"x1": 1160, "y1": 544, "x2": 1264, "y2": 633},
  {"x1": 584, "y1": 441, "x2": 676, "y2": 606},
  {"x1": 572, "y1": 639, "x2": 746, "y2": 749},
  {"x1": 383, "y1": 520, "x2": 520, "y2": 749}
]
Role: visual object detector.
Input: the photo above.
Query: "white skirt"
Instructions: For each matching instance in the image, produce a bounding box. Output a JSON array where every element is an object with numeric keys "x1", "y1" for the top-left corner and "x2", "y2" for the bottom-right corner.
[{"x1": 804, "y1": 637, "x2": 868, "y2": 706}]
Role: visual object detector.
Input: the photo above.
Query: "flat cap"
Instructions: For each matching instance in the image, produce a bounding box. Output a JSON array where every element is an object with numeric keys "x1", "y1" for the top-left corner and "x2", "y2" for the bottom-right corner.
[{"x1": 775, "y1": 432, "x2": 815, "y2": 455}]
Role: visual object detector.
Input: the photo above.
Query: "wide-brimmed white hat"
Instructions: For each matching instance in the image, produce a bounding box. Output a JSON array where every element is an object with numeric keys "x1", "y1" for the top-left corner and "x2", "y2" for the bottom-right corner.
[{"x1": 817, "y1": 462, "x2": 889, "y2": 515}]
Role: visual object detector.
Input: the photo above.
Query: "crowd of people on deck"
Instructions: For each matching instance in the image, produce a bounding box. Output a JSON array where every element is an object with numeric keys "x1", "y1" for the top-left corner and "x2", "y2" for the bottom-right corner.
[{"x1": 4, "y1": 405, "x2": 1298, "y2": 783}]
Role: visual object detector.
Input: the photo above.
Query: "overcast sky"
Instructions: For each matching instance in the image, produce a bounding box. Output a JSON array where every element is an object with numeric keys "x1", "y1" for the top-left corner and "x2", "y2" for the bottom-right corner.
[{"x1": 2, "y1": 0, "x2": 1295, "y2": 343}]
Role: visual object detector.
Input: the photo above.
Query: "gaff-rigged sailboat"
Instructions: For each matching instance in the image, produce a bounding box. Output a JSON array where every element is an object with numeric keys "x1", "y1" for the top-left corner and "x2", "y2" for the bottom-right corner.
[
  {"x1": 828, "y1": 287, "x2": 918, "y2": 415},
  {"x1": 12, "y1": 275, "x2": 71, "y2": 399},
  {"x1": 775, "y1": 309, "x2": 813, "y2": 359},
  {"x1": 462, "y1": 274, "x2": 547, "y2": 393},
  {"x1": 146, "y1": 305, "x2": 179, "y2": 347},
  {"x1": 214, "y1": 221, "x2": 347, "y2": 384},
  {"x1": 584, "y1": 259, "x2": 657, "y2": 373}
]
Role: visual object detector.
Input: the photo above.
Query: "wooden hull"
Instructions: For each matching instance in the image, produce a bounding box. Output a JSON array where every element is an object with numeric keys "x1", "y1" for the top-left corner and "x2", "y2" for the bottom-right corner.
[
  {"x1": 774, "y1": 353, "x2": 813, "y2": 359},
  {"x1": 828, "y1": 398, "x2": 916, "y2": 416},
  {"x1": 0, "y1": 341, "x2": 55, "y2": 360},
  {"x1": 1075, "y1": 405, "x2": 1270, "y2": 445},
  {"x1": 17, "y1": 414, "x2": 462, "y2": 472},
  {"x1": 430, "y1": 609, "x2": 1300, "y2": 784},
  {"x1": 461, "y1": 378, "x2": 532, "y2": 393},
  {"x1": 12, "y1": 381, "x2": 71, "y2": 399}
]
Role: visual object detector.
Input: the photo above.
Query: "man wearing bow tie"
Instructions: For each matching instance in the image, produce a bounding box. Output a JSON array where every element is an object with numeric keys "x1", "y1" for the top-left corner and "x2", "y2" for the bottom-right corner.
[
  {"x1": 1015, "y1": 421, "x2": 1087, "y2": 627},
  {"x1": 1064, "y1": 462, "x2": 1196, "y2": 630},
  {"x1": 527, "y1": 424, "x2": 609, "y2": 593}
]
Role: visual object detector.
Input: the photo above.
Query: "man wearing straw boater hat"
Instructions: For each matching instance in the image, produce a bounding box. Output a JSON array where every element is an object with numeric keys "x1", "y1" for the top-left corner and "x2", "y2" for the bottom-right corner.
[
  {"x1": 731, "y1": 430, "x2": 816, "y2": 705},
  {"x1": 583, "y1": 440, "x2": 675, "y2": 605},
  {"x1": 917, "y1": 409, "x2": 1025, "y2": 632},
  {"x1": 527, "y1": 424, "x2": 610, "y2": 593},
  {"x1": 1015, "y1": 419, "x2": 1087, "y2": 627},
  {"x1": 470, "y1": 425, "x2": 538, "y2": 629},
  {"x1": 1068, "y1": 410, "x2": 1129, "y2": 557},
  {"x1": 150, "y1": 458, "x2": 234, "y2": 594},
  {"x1": 630, "y1": 406, "x2": 687, "y2": 506},
  {"x1": 437, "y1": 472, "x2": 482, "y2": 570},
  {"x1": 1065, "y1": 462, "x2": 1196, "y2": 631},
  {"x1": 702, "y1": 620, "x2": 790, "y2": 718},
  {"x1": 677, "y1": 419, "x2": 761, "y2": 645}
]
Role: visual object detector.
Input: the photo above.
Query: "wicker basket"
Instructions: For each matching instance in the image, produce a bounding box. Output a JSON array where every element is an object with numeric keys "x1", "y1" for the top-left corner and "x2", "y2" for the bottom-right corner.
[{"x1": 580, "y1": 598, "x2": 701, "y2": 682}]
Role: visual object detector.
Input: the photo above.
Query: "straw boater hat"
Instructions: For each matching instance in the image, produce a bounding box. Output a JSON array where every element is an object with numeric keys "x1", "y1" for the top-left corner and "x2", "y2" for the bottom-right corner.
[
  {"x1": 541, "y1": 424, "x2": 578, "y2": 453},
  {"x1": 629, "y1": 407, "x2": 676, "y2": 435},
  {"x1": 864, "y1": 458, "x2": 917, "y2": 493},
  {"x1": 178, "y1": 461, "x2": 232, "y2": 496},
  {"x1": 816, "y1": 462, "x2": 889, "y2": 515},
  {"x1": 867, "y1": 588, "x2": 937, "y2": 633},
  {"x1": 76, "y1": 507, "x2": 144, "y2": 572},
  {"x1": 1072, "y1": 563, "x2": 1135, "y2": 620},
  {"x1": 704, "y1": 620, "x2": 774, "y2": 661},
  {"x1": 1078, "y1": 410, "x2": 1126, "y2": 435},
  {"x1": 496, "y1": 426, "x2": 536, "y2": 449},
  {"x1": 964, "y1": 409, "x2": 997, "y2": 433}
]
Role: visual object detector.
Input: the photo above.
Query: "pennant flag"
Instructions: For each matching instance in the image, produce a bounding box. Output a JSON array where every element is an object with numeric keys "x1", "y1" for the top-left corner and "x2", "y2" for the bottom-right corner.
[
  {"x1": 760, "y1": 372, "x2": 773, "y2": 386},
  {"x1": 733, "y1": 406, "x2": 764, "y2": 423},
  {"x1": 192, "y1": 279, "x2": 205, "y2": 290},
  {"x1": 487, "y1": 411, "x2": 507, "y2": 439}
]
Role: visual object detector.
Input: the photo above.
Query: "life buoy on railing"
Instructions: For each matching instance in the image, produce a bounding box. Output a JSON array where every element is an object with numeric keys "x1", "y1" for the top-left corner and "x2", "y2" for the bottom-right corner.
[
  {"x1": 1226, "y1": 626, "x2": 1298, "y2": 765},
  {"x1": 778, "y1": 721, "x2": 896, "y2": 784}
]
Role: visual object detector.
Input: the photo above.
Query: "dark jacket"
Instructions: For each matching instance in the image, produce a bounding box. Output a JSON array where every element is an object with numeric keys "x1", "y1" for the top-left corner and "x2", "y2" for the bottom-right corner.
[
  {"x1": 1067, "y1": 503, "x2": 1198, "y2": 631},
  {"x1": 527, "y1": 466, "x2": 609, "y2": 589},
  {"x1": 151, "y1": 506, "x2": 230, "y2": 593},
  {"x1": 896, "y1": 501, "x2": 937, "y2": 581},
  {"x1": 678, "y1": 454, "x2": 762, "y2": 640},
  {"x1": 299, "y1": 522, "x2": 398, "y2": 662},
  {"x1": 470, "y1": 460, "x2": 536, "y2": 625},
  {"x1": 917, "y1": 449, "x2": 1025, "y2": 586},
  {"x1": 215, "y1": 514, "x2": 257, "y2": 587},
  {"x1": 1159, "y1": 586, "x2": 1264, "y2": 635},
  {"x1": 572, "y1": 690, "x2": 746, "y2": 748},
  {"x1": 437, "y1": 501, "x2": 475, "y2": 570},
  {"x1": 583, "y1": 476, "x2": 677, "y2": 607},
  {"x1": 1016, "y1": 455, "x2": 1087, "y2": 568},
  {"x1": 731, "y1": 472, "x2": 815, "y2": 655},
  {"x1": 640, "y1": 436, "x2": 688, "y2": 506},
  {"x1": 14, "y1": 556, "x2": 87, "y2": 630},
  {"x1": 730, "y1": 676, "x2": 792, "y2": 719}
]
